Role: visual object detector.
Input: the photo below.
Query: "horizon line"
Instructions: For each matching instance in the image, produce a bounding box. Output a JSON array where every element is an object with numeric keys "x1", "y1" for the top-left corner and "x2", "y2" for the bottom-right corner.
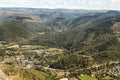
[{"x1": 0, "y1": 6, "x2": 119, "y2": 11}]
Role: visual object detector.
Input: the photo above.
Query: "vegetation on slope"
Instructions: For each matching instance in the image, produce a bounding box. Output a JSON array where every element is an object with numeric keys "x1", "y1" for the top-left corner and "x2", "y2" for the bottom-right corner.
[
  {"x1": 30, "y1": 15, "x2": 120, "y2": 69},
  {"x1": 0, "y1": 20, "x2": 35, "y2": 42}
]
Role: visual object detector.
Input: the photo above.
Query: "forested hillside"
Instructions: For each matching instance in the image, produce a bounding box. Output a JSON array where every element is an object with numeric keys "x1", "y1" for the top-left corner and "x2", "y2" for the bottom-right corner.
[{"x1": 30, "y1": 12, "x2": 120, "y2": 70}]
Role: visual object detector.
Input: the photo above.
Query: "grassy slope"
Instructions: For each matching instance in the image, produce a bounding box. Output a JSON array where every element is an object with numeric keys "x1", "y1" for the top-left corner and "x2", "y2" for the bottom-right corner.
[
  {"x1": 78, "y1": 75, "x2": 98, "y2": 80},
  {"x1": 0, "y1": 20, "x2": 35, "y2": 42}
]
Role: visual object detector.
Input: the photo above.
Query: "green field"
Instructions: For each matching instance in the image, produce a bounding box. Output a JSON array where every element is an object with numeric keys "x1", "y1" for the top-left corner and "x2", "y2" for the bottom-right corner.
[{"x1": 78, "y1": 75, "x2": 98, "y2": 80}]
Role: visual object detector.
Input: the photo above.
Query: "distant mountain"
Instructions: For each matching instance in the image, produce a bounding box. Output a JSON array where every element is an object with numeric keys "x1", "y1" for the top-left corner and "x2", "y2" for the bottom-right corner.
[
  {"x1": 0, "y1": 8, "x2": 118, "y2": 43},
  {"x1": 65, "y1": 11, "x2": 120, "y2": 29},
  {"x1": 0, "y1": 8, "x2": 108, "y2": 35},
  {"x1": 0, "y1": 8, "x2": 105, "y2": 21}
]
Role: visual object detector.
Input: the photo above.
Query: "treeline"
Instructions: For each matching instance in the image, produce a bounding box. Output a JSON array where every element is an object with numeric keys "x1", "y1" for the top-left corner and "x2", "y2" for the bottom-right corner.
[{"x1": 50, "y1": 54, "x2": 92, "y2": 69}]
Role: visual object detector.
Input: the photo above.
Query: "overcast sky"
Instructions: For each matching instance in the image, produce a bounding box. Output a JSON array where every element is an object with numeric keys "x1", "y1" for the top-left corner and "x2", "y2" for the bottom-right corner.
[{"x1": 0, "y1": 0, "x2": 120, "y2": 10}]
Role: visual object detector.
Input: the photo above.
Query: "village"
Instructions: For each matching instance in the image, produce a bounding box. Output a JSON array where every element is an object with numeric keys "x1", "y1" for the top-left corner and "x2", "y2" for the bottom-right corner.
[
  {"x1": 0, "y1": 41, "x2": 120, "y2": 80},
  {"x1": 0, "y1": 41, "x2": 78, "y2": 80}
]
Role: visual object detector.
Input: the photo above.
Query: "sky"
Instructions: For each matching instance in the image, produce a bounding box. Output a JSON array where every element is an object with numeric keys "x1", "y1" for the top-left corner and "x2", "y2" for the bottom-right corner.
[{"x1": 0, "y1": 0, "x2": 120, "y2": 10}]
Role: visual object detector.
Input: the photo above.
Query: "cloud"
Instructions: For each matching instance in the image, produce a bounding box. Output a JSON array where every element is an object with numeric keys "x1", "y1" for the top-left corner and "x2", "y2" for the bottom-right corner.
[
  {"x1": 0, "y1": 0, "x2": 119, "y2": 10},
  {"x1": 66, "y1": 0, "x2": 120, "y2": 10}
]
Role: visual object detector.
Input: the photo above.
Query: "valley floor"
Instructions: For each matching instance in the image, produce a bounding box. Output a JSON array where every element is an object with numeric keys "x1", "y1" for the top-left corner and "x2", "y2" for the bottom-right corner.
[{"x1": 0, "y1": 43, "x2": 120, "y2": 80}]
